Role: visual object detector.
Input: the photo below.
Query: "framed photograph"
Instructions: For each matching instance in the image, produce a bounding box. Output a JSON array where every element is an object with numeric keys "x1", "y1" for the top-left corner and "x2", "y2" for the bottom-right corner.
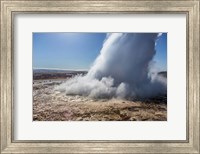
[
  {"x1": 32, "y1": 32, "x2": 167, "y2": 121},
  {"x1": 0, "y1": 0, "x2": 199, "y2": 153}
]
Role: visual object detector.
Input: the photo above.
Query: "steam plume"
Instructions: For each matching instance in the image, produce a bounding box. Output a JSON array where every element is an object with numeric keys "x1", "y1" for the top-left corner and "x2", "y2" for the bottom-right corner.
[{"x1": 56, "y1": 33, "x2": 167, "y2": 99}]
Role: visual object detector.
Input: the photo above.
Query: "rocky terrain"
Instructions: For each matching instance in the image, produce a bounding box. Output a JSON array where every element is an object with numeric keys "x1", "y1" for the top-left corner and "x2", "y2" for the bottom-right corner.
[{"x1": 33, "y1": 71, "x2": 167, "y2": 121}]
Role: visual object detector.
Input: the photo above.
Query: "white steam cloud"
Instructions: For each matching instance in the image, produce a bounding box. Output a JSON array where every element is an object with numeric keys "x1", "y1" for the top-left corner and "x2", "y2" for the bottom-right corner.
[{"x1": 56, "y1": 33, "x2": 167, "y2": 99}]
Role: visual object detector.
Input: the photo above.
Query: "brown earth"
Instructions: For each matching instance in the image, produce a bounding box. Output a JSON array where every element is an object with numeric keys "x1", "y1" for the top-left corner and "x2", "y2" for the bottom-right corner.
[{"x1": 33, "y1": 80, "x2": 167, "y2": 121}]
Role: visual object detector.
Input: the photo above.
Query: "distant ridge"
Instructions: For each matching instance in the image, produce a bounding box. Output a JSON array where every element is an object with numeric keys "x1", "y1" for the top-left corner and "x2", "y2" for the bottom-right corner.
[
  {"x1": 33, "y1": 68, "x2": 88, "y2": 72},
  {"x1": 33, "y1": 69, "x2": 88, "y2": 80},
  {"x1": 33, "y1": 68, "x2": 167, "y2": 79}
]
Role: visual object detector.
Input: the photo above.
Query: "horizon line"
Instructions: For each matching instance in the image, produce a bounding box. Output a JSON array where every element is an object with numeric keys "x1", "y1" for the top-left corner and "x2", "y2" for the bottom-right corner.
[
  {"x1": 33, "y1": 67, "x2": 167, "y2": 72},
  {"x1": 33, "y1": 67, "x2": 89, "y2": 71}
]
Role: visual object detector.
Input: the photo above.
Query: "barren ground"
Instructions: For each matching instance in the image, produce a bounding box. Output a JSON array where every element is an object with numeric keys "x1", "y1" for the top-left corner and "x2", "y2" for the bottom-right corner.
[{"x1": 33, "y1": 79, "x2": 167, "y2": 121}]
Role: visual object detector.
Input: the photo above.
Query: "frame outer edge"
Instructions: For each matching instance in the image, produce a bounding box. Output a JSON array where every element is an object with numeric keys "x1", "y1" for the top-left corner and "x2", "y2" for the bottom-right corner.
[
  {"x1": 0, "y1": 0, "x2": 200, "y2": 154},
  {"x1": 192, "y1": 1, "x2": 200, "y2": 153},
  {"x1": 1, "y1": 1, "x2": 9, "y2": 152}
]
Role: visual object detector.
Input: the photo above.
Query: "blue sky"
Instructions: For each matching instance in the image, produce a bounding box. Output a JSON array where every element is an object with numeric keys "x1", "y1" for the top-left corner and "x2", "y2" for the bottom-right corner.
[
  {"x1": 155, "y1": 33, "x2": 167, "y2": 71},
  {"x1": 33, "y1": 33, "x2": 167, "y2": 71}
]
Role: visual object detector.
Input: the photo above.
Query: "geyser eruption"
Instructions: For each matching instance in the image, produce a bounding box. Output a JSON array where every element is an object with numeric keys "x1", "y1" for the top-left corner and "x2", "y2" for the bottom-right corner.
[{"x1": 57, "y1": 33, "x2": 167, "y2": 99}]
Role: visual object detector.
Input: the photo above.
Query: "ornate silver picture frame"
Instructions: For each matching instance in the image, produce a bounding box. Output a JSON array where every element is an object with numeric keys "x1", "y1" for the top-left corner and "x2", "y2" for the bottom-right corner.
[{"x1": 1, "y1": 0, "x2": 199, "y2": 153}]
